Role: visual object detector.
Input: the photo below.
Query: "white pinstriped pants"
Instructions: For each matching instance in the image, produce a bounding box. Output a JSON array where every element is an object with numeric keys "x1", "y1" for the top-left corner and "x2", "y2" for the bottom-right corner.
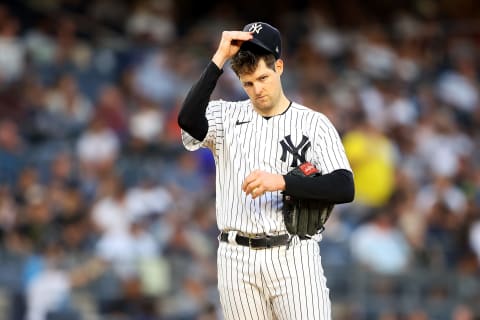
[{"x1": 217, "y1": 237, "x2": 331, "y2": 320}]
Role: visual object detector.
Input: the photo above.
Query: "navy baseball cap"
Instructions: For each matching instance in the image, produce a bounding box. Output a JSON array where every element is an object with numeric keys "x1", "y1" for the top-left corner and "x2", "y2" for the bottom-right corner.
[{"x1": 241, "y1": 22, "x2": 281, "y2": 59}]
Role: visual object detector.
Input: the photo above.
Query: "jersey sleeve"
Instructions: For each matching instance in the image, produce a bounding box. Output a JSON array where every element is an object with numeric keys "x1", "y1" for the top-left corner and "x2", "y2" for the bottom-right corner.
[
  {"x1": 181, "y1": 100, "x2": 224, "y2": 152},
  {"x1": 314, "y1": 114, "x2": 352, "y2": 174},
  {"x1": 282, "y1": 112, "x2": 354, "y2": 203}
]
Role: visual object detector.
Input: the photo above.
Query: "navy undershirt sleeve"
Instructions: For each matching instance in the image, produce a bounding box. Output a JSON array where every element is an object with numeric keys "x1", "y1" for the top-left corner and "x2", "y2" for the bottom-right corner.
[
  {"x1": 283, "y1": 169, "x2": 354, "y2": 204},
  {"x1": 178, "y1": 61, "x2": 223, "y2": 141}
]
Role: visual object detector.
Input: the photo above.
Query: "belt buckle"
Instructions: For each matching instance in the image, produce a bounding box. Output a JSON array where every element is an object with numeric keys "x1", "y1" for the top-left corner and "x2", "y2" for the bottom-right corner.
[
  {"x1": 248, "y1": 237, "x2": 259, "y2": 250},
  {"x1": 249, "y1": 235, "x2": 269, "y2": 250}
]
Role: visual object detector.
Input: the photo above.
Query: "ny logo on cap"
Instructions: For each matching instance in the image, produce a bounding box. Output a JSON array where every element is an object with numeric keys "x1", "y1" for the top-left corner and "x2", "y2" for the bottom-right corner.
[{"x1": 248, "y1": 23, "x2": 263, "y2": 34}]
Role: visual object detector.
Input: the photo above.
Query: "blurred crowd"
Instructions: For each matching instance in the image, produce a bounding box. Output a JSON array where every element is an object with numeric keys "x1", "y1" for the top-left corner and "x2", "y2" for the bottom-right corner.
[{"x1": 0, "y1": 0, "x2": 479, "y2": 319}]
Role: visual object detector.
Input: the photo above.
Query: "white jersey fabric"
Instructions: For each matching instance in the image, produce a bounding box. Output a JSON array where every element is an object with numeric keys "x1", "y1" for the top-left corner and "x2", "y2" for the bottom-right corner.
[{"x1": 182, "y1": 99, "x2": 351, "y2": 235}]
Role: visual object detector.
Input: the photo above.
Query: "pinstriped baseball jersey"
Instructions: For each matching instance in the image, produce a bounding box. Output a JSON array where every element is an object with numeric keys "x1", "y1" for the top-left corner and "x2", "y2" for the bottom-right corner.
[{"x1": 181, "y1": 99, "x2": 351, "y2": 235}]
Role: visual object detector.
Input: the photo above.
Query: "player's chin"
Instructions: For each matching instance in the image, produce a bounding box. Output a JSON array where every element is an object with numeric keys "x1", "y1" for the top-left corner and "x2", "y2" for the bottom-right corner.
[{"x1": 253, "y1": 99, "x2": 271, "y2": 110}]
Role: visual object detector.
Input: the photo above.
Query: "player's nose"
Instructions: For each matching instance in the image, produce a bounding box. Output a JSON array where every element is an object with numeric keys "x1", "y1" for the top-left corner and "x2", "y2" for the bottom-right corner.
[{"x1": 253, "y1": 83, "x2": 263, "y2": 95}]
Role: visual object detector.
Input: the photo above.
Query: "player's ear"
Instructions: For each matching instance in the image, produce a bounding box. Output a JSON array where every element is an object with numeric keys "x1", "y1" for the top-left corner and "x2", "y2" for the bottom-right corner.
[{"x1": 275, "y1": 59, "x2": 284, "y2": 75}]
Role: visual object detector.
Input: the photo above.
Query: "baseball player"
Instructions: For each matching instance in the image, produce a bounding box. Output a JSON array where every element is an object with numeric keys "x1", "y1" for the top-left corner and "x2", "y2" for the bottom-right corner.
[{"x1": 178, "y1": 22, "x2": 354, "y2": 320}]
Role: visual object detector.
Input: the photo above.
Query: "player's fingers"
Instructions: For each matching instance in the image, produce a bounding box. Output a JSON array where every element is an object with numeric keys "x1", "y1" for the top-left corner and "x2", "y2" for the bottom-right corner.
[
  {"x1": 242, "y1": 172, "x2": 252, "y2": 185},
  {"x1": 220, "y1": 31, "x2": 252, "y2": 51},
  {"x1": 242, "y1": 180, "x2": 258, "y2": 194},
  {"x1": 223, "y1": 31, "x2": 253, "y2": 41},
  {"x1": 250, "y1": 178, "x2": 268, "y2": 198},
  {"x1": 251, "y1": 187, "x2": 263, "y2": 199},
  {"x1": 241, "y1": 171, "x2": 259, "y2": 191},
  {"x1": 242, "y1": 179, "x2": 261, "y2": 197},
  {"x1": 241, "y1": 177, "x2": 250, "y2": 192}
]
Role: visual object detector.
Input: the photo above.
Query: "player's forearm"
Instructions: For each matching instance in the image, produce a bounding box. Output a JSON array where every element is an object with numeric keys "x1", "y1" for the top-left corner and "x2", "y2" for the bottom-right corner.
[
  {"x1": 178, "y1": 61, "x2": 223, "y2": 141},
  {"x1": 283, "y1": 169, "x2": 354, "y2": 203}
]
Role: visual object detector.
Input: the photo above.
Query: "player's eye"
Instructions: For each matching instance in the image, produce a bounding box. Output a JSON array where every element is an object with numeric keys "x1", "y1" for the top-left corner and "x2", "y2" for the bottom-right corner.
[
  {"x1": 243, "y1": 82, "x2": 253, "y2": 87},
  {"x1": 259, "y1": 75, "x2": 268, "y2": 81}
]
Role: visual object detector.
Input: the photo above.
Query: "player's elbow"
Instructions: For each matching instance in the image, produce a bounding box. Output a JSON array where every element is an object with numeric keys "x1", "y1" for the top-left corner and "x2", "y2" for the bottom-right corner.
[
  {"x1": 177, "y1": 108, "x2": 208, "y2": 141},
  {"x1": 177, "y1": 107, "x2": 191, "y2": 130}
]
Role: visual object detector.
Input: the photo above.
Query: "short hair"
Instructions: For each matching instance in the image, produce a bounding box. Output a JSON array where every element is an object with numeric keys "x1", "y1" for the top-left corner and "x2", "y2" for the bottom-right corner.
[{"x1": 231, "y1": 46, "x2": 277, "y2": 77}]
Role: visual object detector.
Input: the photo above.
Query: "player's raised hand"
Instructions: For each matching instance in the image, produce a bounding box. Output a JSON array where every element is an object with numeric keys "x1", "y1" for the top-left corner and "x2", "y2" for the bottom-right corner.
[
  {"x1": 242, "y1": 170, "x2": 286, "y2": 199},
  {"x1": 212, "y1": 31, "x2": 253, "y2": 69}
]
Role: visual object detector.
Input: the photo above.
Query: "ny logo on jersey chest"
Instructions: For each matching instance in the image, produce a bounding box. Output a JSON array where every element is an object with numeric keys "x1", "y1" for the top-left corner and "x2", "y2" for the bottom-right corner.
[{"x1": 280, "y1": 135, "x2": 311, "y2": 167}]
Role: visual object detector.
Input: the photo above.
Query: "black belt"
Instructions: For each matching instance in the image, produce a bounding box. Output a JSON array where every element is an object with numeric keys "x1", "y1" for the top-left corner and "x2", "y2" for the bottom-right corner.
[{"x1": 220, "y1": 231, "x2": 290, "y2": 249}]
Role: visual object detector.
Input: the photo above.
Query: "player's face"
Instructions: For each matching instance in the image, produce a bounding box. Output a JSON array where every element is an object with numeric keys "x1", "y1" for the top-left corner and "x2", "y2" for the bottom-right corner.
[{"x1": 239, "y1": 59, "x2": 284, "y2": 116}]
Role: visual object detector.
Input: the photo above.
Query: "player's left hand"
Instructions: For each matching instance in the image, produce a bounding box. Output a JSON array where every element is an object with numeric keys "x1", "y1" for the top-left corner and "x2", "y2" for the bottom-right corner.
[{"x1": 242, "y1": 170, "x2": 286, "y2": 199}]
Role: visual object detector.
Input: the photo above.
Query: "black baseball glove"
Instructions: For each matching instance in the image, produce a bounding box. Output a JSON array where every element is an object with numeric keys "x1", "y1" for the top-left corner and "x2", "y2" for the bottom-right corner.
[{"x1": 282, "y1": 162, "x2": 334, "y2": 238}]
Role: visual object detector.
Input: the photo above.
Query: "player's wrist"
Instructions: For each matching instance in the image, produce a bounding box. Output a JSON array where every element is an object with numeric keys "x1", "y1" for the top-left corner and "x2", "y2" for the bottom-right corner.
[
  {"x1": 212, "y1": 53, "x2": 227, "y2": 69},
  {"x1": 277, "y1": 174, "x2": 286, "y2": 191}
]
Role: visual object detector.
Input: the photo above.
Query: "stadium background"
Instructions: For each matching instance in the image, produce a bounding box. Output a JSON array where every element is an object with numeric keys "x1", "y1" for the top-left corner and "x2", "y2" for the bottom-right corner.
[{"x1": 0, "y1": 0, "x2": 479, "y2": 319}]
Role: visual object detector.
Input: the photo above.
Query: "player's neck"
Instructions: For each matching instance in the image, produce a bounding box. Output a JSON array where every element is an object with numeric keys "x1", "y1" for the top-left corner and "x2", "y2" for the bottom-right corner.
[
  {"x1": 276, "y1": 95, "x2": 291, "y2": 114},
  {"x1": 263, "y1": 100, "x2": 292, "y2": 120}
]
